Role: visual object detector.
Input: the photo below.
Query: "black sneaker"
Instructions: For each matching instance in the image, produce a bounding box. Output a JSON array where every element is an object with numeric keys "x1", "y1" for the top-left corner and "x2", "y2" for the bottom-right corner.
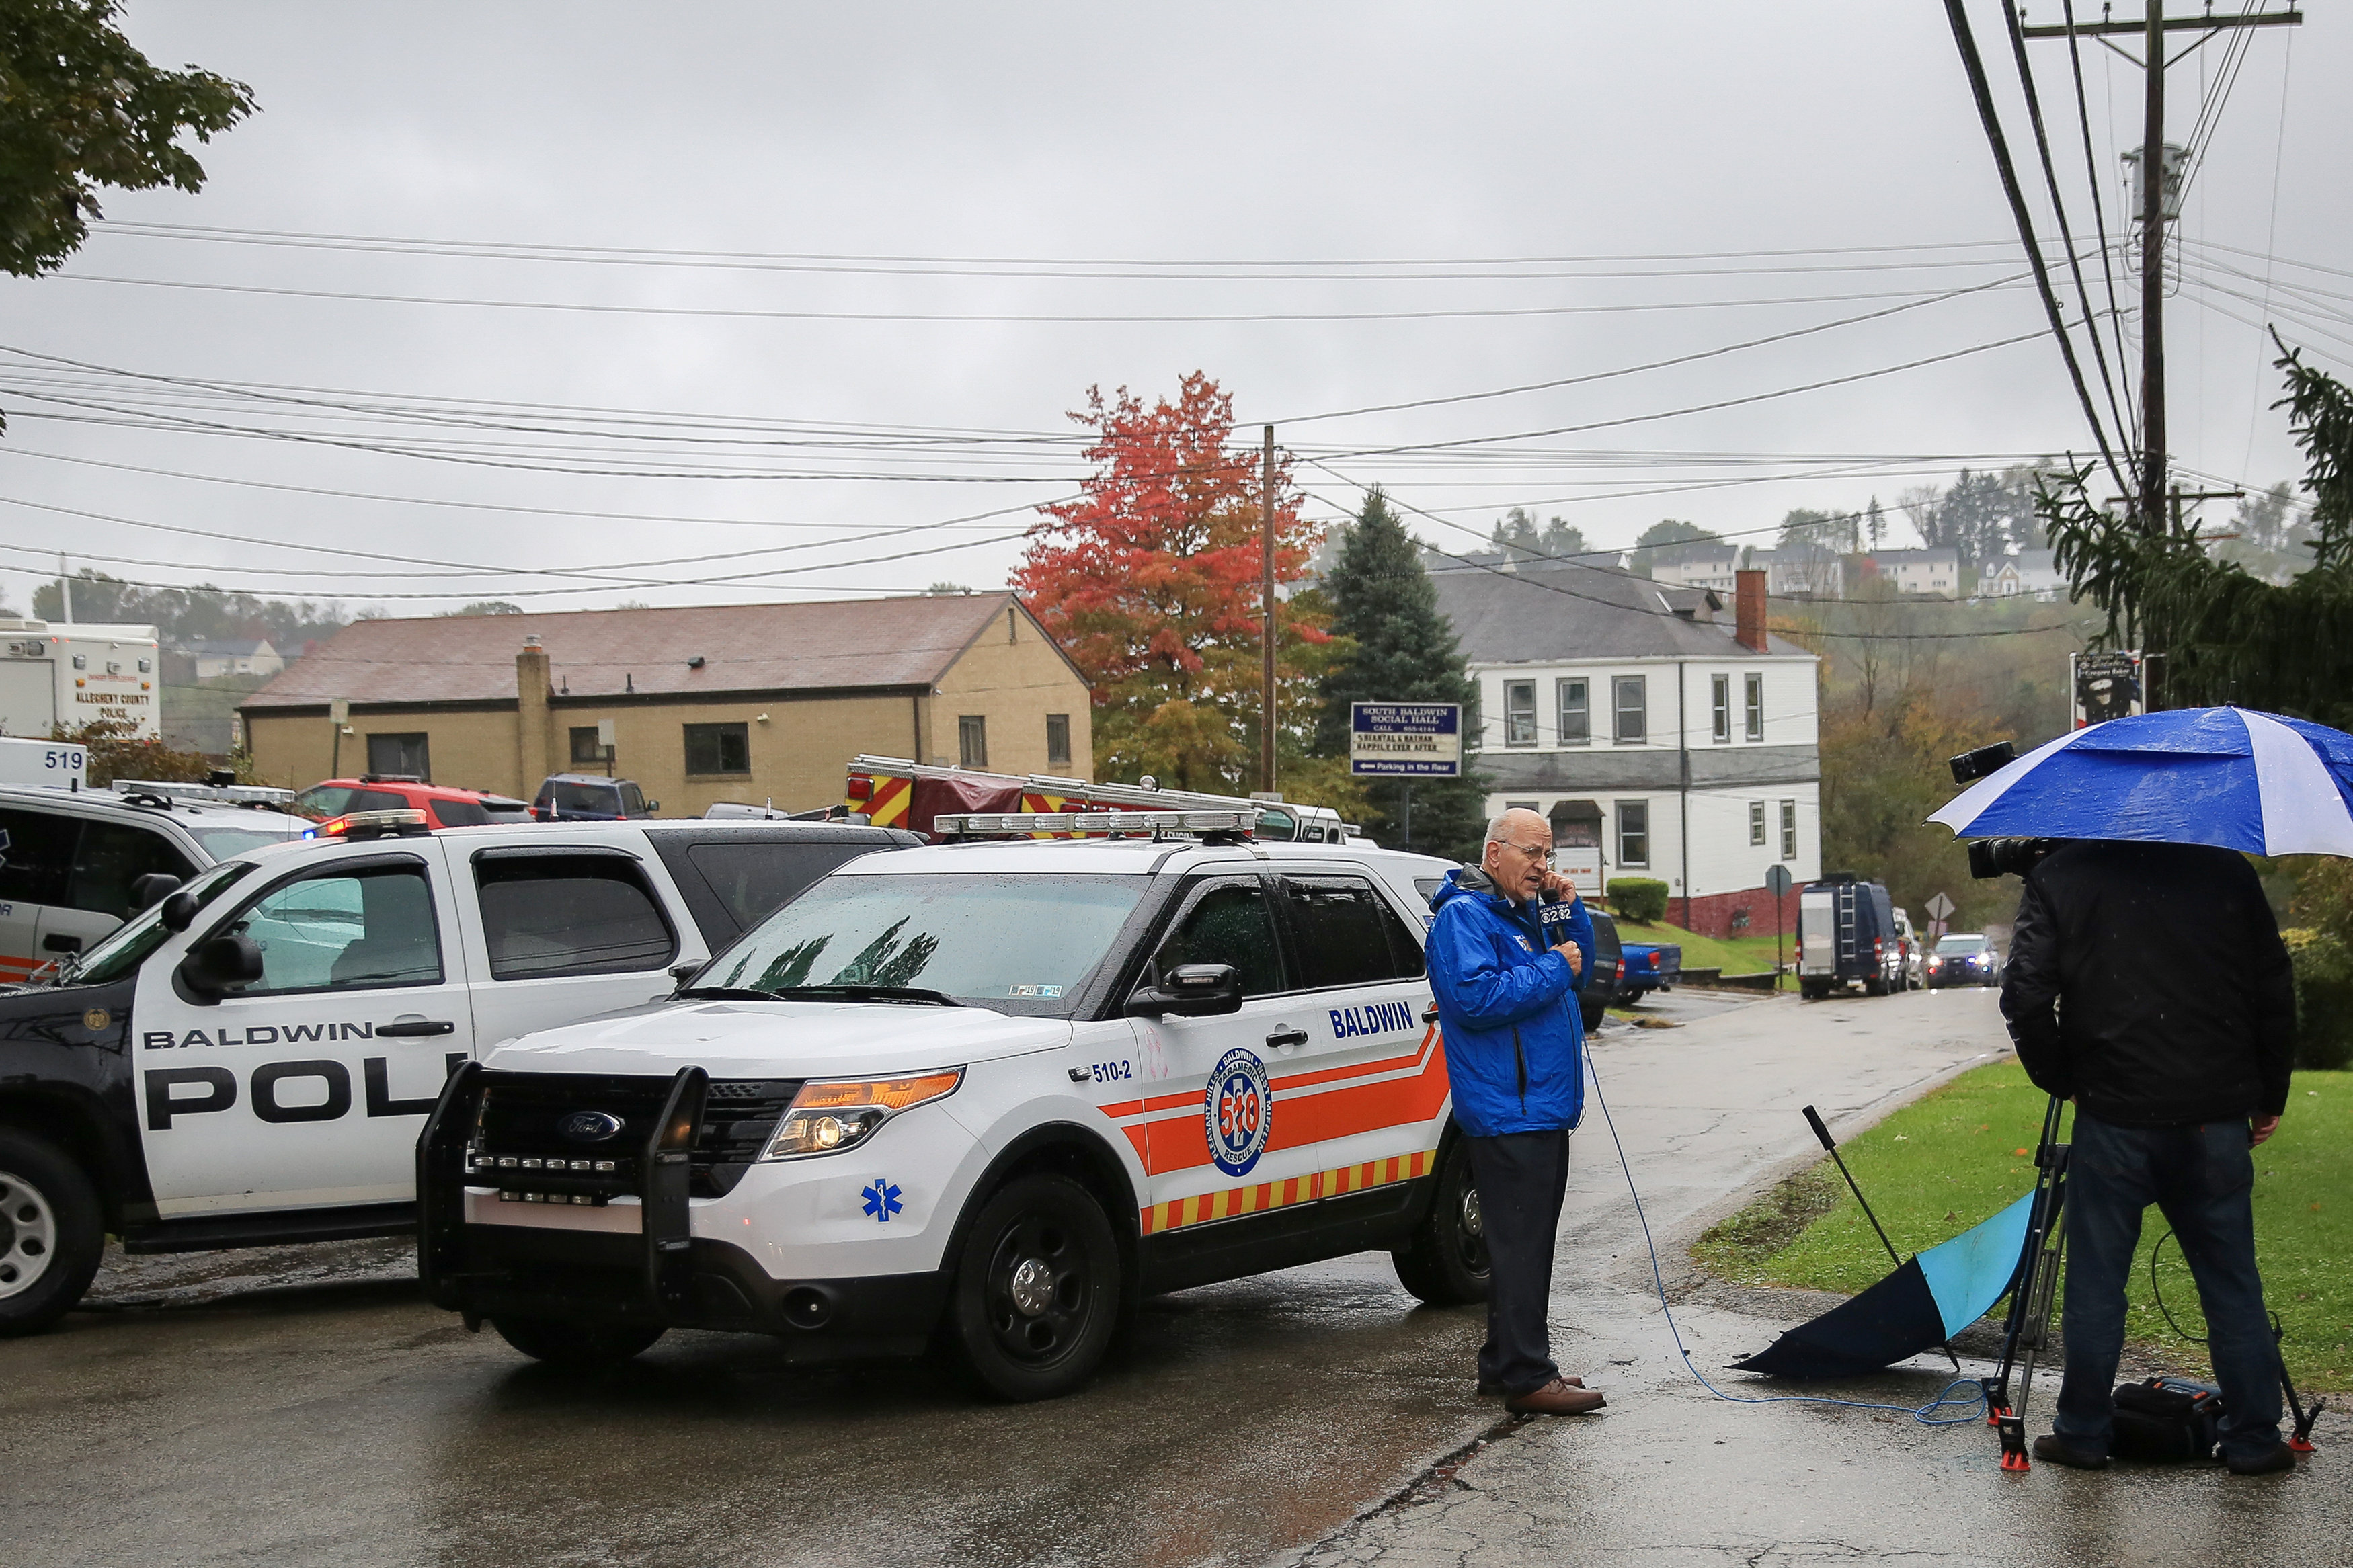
[
  {"x1": 2032, "y1": 1434, "x2": 2110, "y2": 1471},
  {"x1": 2226, "y1": 1442, "x2": 2297, "y2": 1476}
]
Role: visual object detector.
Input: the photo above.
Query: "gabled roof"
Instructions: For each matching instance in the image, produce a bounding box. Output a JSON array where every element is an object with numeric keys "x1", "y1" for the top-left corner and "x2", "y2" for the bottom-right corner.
[
  {"x1": 1429, "y1": 559, "x2": 1808, "y2": 662},
  {"x1": 242, "y1": 593, "x2": 1049, "y2": 710}
]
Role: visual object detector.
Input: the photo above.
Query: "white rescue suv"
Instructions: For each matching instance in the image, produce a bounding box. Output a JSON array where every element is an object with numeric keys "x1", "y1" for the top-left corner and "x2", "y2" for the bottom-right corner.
[{"x1": 420, "y1": 810, "x2": 1484, "y2": 1400}]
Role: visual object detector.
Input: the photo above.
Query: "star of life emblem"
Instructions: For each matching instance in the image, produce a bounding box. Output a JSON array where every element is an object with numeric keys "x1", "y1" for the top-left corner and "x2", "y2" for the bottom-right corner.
[{"x1": 1205, "y1": 1048, "x2": 1273, "y2": 1178}]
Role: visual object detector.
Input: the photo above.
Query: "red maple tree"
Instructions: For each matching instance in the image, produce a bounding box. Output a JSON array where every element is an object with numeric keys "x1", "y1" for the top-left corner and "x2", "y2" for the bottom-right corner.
[{"x1": 1013, "y1": 374, "x2": 1334, "y2": 792}]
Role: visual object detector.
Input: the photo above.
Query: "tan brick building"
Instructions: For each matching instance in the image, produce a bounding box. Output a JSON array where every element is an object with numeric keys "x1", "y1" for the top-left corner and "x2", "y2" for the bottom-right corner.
[{"x1": 240, "y1": 595, "x2": 1094, "y2": 813}]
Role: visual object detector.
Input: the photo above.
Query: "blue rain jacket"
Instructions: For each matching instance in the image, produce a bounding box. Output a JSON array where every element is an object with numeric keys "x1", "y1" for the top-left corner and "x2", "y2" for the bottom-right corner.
[{"x1": 1426, "y1": 866, "x2": 1593, "y2": 1136}]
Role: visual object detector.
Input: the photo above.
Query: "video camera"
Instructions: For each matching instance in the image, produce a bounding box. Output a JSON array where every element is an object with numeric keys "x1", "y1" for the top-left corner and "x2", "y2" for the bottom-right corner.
[{"x1": 1947, "y1": 741, "x2": 2063, "y2": 881}]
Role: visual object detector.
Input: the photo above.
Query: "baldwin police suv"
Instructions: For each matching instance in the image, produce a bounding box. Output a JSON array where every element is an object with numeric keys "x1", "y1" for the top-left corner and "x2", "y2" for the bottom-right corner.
[
  {"x1": 0, "y1": 810, "x2": 912, "y2": 1335},
  {"x1": 419, "y1": 809, "x2": 1482, "y2": 1401}
]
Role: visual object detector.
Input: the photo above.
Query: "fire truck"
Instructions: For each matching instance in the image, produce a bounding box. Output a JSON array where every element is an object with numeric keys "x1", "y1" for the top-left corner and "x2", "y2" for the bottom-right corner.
[{"x1": 842, "y1": 756, "x2": 1355, "y2": 844}]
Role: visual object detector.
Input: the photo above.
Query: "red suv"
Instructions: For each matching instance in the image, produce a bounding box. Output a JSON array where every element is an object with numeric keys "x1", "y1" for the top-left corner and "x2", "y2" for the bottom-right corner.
[{"x1": 290, "y1": 775, "x2": 532, "y2": 833}]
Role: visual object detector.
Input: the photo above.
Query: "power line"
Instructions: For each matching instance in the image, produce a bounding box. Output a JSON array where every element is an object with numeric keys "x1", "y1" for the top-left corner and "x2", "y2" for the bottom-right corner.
[
  {"x1": 1940, "y1": 0, "x2": 2130, "y2": 500},
  {"x1": 85, "y1": 219, "x2": 2027, "y2": 272},
  {"x1": 2058, "y1": 0, "x2": 2139, "y2": 438},
  {"x1": 34, "y1": 269, "x2": 2042, "y2": 327}
]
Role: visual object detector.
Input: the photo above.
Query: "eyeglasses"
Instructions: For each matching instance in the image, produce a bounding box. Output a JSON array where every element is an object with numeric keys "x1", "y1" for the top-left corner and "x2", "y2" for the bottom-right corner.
[{"x1": 1499, "y1": 840, "x2": 1555, "y2": 866}]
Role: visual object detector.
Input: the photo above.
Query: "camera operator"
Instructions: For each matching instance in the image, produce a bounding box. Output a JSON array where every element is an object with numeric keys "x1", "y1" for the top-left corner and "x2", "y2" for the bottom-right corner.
[{"x1": 2000, "y1": 838, "x2": 2298, "y2": 1475}]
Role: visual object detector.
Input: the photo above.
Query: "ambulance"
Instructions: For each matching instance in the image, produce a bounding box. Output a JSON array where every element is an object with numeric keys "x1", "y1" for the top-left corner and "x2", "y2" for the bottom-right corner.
[{"x1": 420, "y1": 809, "x2": 1481, "y2": 1401}]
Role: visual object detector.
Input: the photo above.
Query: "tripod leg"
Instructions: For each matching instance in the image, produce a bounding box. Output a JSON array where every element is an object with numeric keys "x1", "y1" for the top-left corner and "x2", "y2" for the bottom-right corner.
[{"x1": 2001, "y1": 1222, "x2": 2067, "y2": 1472}]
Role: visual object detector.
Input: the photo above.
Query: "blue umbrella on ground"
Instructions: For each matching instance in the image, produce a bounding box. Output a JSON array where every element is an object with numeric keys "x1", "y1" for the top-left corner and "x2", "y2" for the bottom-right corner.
[{"x1": 1928, "y1": 706, "x2": 2353, "y2": 854}]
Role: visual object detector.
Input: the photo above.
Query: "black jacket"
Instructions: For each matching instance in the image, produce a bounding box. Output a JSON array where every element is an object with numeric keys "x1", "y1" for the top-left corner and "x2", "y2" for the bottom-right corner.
[{"x1": 2001, "y1": 839, "x2": 2295, "y2": 1126}]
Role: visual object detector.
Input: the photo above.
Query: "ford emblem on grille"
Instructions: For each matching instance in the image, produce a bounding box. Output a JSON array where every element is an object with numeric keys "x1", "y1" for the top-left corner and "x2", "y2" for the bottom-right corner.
[{"x1": 559, "y1": 1110, "x2": 625, "y2": 1143}]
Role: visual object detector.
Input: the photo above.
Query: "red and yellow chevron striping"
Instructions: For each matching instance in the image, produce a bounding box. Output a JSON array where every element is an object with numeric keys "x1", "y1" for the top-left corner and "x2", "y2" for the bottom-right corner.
[{"x1": 1138, "y1": 1147, "x2": 1436, "y2": 1237}]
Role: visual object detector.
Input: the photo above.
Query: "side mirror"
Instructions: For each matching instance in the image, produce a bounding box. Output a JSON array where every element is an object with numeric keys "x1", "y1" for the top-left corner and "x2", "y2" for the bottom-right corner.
[
  {"x1": 130, "y1": 872, "x2": 184, "y2": 911},
  {"x1": 1123, "y1": 962, "x2": 1243, "y2": 1019},
  {"x1": 668, "y1": 960, "x2": 703, "y2": 993},
  {"x1": 176, "y1": 934, "x2": 264, "y2": 1001},
  {"x1": 157, "y1": 890, "x2": 202, "y2": 933}
]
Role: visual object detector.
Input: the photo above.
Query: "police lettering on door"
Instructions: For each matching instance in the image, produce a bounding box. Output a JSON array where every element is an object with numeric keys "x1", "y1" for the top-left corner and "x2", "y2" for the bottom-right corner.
[{"x1": 1328, "y1": 999, "x2": 1417, "y2": 1040}]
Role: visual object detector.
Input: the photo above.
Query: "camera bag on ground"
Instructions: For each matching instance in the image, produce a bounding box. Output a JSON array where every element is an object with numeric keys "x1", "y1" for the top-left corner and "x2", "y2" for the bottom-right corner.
[{"x1": 2110, "y1": 1378, "x2": 2227, "y2": 1462}]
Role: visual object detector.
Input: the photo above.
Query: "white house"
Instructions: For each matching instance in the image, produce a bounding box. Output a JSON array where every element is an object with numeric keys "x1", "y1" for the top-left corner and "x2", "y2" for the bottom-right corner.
[
  {"x1": 1743, "y1": 542, "x2": 1845, "y2": 600},
  {"x1": 183, "y1": 638, "x2": 286, "y2": 680},
  {"x1": 1977, "y1": 548, "x2": 2066, "y2": 601},
  {"x1": 1648, "y1": 542, "x2": 1740, "y2": 594},
  {"x1": 1432, "y1": 562, "x2": 1822, "y2": 941},
  {"x1": 1859, "y1": 547, "x2": 1961, "y2": 598}
]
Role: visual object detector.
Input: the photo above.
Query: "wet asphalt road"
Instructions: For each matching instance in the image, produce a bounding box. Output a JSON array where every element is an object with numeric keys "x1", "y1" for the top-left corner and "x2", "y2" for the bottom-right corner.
[{"x1": 13, "y1": 986, "x2": 2331, "y2": 1567}]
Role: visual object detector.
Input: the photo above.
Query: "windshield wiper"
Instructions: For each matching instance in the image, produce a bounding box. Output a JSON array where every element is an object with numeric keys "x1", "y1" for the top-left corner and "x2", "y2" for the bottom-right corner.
[
  {"x1": 770, "y1": 985, "x2": 964, "y2": 1007},
  {"x1": 675, "y1": 985, "x2": 785, "y2": 1002}
]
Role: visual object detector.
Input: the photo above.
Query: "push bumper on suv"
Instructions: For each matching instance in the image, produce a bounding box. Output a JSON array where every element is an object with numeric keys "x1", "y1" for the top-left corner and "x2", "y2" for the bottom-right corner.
[{"x1": 420, "y1": 1063, "x2": 949, "y2": 1360}]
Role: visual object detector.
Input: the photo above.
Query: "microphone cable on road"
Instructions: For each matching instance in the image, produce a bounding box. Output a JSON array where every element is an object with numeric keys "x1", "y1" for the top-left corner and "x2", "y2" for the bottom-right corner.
[{"x1": 1581, "y1": 1046, "x2": 1989, "y2": 1428}]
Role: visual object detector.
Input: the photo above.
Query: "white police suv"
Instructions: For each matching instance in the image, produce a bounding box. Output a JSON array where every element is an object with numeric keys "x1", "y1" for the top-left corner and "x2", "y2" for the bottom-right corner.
[
  {"x1": 419, "y1": 811, "x2": 1484, "y2": 1401},
  {"x1": 0, "y1": 812, "x2": 912, "y2": 1334}
]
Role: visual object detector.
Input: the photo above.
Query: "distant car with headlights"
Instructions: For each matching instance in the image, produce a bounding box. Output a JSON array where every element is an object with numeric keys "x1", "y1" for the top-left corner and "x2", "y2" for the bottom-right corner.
[
  {"x1": 1925, "y1": 932, "x2": 2001, "y2": 989},
  {"x1": 418, "y1": 811, "x2": 1477, "y2": 1402}
]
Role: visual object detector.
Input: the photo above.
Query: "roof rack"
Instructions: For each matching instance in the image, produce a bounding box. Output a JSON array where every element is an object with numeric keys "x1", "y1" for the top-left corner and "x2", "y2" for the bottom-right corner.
[
  {"x1": 111, "y1": 778, "x2": 296, "y2": 809},
  {"x1": 932, "y1": 808, "x2": 1257, "y2": 843}
]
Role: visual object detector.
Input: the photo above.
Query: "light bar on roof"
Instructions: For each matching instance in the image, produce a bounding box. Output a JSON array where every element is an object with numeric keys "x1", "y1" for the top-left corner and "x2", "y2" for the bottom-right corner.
[{"x1": 934, "y1": 809, "x2": 1257, "y2": 839}]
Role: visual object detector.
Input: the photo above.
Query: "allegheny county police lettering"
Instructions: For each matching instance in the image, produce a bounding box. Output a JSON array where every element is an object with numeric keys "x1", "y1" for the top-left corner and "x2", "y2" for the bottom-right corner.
[
  {"x1": 143, "y1": 1021, "x2": 381, "y2": 1049},
  {"x1": 1328, "y1": 1000, "x2": 1417, "y2": 1039}
]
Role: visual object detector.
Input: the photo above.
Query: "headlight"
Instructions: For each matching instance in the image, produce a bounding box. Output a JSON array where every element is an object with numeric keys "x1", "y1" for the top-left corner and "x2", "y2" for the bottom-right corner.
[{"x1": 761, "y1": 1068, "x2": 963, "y2": 1161}]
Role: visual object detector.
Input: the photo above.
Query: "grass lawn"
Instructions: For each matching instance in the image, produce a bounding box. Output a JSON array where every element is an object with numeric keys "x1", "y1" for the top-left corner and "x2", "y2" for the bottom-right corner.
[
  {"x1": 1692, "y1": 1059, "x2": 2353, "y2": 1393},
  {"x1": 1613, "y1": 918, "x2": 1796, "y2": 989}
]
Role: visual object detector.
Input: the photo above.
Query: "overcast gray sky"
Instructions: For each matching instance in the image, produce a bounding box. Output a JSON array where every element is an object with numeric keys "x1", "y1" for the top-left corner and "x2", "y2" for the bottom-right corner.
[{"x1": 2, "y1": 1, "x2": 2342, "y2": 618}]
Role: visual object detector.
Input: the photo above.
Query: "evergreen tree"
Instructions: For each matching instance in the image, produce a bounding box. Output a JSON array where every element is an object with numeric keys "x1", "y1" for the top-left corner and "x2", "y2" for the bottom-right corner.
[{"x1": 1315, "y1": 489, "x2": 1488, "y2": 860}]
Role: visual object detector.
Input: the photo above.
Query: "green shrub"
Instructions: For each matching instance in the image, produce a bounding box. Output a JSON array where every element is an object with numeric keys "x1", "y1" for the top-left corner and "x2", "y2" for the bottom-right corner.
[
  {"x1": 2282, "y1": 927, "x2": 2353, "y2": 1072},
  {"x1": 1606, "y1": 877, "x2": 1671, "y2": 925}
]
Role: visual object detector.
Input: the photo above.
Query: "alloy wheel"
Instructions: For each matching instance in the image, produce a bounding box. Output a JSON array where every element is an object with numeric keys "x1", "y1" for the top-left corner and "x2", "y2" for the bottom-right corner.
[{"x1": 0, "y1": 1171, "x2": 58, "y2": 1300}]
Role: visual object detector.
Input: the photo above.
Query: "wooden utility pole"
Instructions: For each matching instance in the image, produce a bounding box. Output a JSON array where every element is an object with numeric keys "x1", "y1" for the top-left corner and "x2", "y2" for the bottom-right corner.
[
  {"x1": 2137, "y1": 0, "x2": 2167, "y2": 534},
  {"x1": 1260, "y1": 425, "x2": 1278, "y2": 796},
  {"x1": 2019, "y1": 6, "x2": 2302, "y2": 536}
]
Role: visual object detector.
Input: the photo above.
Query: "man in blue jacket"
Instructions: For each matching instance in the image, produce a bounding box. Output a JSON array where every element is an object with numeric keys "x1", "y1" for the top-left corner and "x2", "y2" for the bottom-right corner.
[{"x1": 1426, "y1": 807, "x2": 1605, "y2": 1417}]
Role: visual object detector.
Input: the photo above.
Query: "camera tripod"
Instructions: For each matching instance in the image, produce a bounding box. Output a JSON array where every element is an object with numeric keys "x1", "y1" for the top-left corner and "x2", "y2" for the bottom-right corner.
[{"x1": 1983, "y1": 1094, "x2": 2325, "y2": 1471}]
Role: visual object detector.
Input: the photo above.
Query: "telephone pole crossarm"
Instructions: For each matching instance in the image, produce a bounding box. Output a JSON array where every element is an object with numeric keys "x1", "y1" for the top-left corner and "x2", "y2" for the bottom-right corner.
[{"x1": 2020, "y1": 9, "x2": 2299, "y2": 40}]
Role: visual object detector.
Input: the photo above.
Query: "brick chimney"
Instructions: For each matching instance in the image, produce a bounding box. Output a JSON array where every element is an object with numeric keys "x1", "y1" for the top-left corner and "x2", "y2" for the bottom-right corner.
[
  {"x1": 1734, "y1": 569, "x2": 1768, "y2": 653},
  {"x1": 516, "y1": 634, "x2": 551, "y2": 794}
]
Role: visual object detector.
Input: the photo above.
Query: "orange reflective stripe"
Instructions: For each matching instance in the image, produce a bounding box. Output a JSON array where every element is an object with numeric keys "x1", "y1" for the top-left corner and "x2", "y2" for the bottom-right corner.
[{"x1": 1140, "y1": 1147, "x2": 1437, "y2": 1235}]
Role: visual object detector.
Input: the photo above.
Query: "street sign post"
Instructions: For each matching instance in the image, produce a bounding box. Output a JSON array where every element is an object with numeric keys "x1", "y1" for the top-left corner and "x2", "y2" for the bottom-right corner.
[
  {"x1": 1927, "y1": 890, "x2": 1954, "y2": 947},
  {"x1": 1349, "y1": 703, "x2": 1461, "y2": 852},
  {"x1": 1765, "y1": 862, "x2": 1794, "y2": 984},
  {"x1": 2070, "y1": 651, "x2": 2144, "y2": 729}
]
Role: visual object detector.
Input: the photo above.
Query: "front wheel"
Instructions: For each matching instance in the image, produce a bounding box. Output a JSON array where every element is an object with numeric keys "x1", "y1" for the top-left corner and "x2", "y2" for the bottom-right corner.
[
  {"x1": 1392, "y1": 1137, "x2": 1489, "y2": 1306},
  {"x1": 948, "y1": 1173, "x2": 1122, "y2": 1401},
  {"x1": 491, "y1": 1315, "x2": 666, "y2": 1366},
  {"x1": 0, "y1": 1130, "x2": 106, "y2": 1337}
]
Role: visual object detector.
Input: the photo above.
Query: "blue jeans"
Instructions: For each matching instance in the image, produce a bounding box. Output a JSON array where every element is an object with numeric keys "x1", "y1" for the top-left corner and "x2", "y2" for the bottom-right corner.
[{"x1": 2055, "y1": 1111, "x2": 2282, "y2": 1460}]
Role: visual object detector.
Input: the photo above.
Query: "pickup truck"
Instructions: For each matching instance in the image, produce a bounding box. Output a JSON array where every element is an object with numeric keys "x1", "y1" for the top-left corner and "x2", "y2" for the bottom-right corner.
[
  {"x1": 0, "y1": 813, "x2": 913, "y2": 1335},
  {"x1": 1616, "y1": 941, "x2": 1681, "y2": 1001}
]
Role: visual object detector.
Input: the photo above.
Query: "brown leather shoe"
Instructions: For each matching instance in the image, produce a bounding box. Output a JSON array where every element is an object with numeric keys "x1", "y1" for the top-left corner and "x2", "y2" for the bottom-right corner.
[
  {"x1": 1505, "y1": 1378, "x2": 1606, "y2": 1415},
  {"x1": 1479, "y1": 1376, "x2": 1582, "y2": 1396}
]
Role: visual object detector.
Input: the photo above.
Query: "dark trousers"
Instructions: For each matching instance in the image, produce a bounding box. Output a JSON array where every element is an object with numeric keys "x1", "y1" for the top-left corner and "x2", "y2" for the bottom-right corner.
[
  {"x1": 2055, "y1": 1111, "x2": 2282, "y2": 1461},
  {"x1": 1464, "y1": 1128, "x2": 1571, "y2": 1395}
]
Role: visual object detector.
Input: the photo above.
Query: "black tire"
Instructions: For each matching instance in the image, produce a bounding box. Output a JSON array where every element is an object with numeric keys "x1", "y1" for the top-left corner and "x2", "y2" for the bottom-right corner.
[
  {"x1": 1580, "y1": 995, "x2": 1607, "y2": 1032},
  {"x1": 491, "y1": 1315, "x2": 666, "y2": 1366},
  {"x1": 1864, "y1": 975, "x2": 1888, "y2": 997},
  {"x1": 1799, "y1": 979, "x2": 1828, "y2": 1001},
  {"x1": 947, "y1": 1173, "x2": 1121, "y2": 1402},
  {"x1": 0, "y1": 1129, "x2": 105, "y2": 1338},
  {"x1": 1392, "y1": 1136, "x2": 1490, "y2": 1306}
]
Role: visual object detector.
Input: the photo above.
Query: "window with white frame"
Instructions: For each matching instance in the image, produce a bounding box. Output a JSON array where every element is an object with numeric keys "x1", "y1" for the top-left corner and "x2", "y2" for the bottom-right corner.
[
  {"x1": 1504, "y1": 679, "x2": 1538, "y2": 747},
  {"x1": 1556, "y1": 678, "x2": 1589, "y2": 745},
  {"x1": 1745, "y1": 672, "x2": 1765, "y2": 741},
  {"x1": 1612, "y1": 675, "x2": 1646, "y2": 743},
  {"x1": 1780, "y1": 798, "x2": 1797, "y2": 860},
  {"x1": 1618, "y1": 800, "x2": 1650, "y2": 868},
  {"x1": 1749, "y1": 800, "x2": 1766, "y2": 845},
  {"x1": 1711, "y1": 673, "x2": 1730, "y2": 742}
]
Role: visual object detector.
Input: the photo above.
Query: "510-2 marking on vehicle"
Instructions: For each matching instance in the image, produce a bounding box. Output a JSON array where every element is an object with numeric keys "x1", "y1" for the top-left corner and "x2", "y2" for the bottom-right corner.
[{"x1": 1088, "y1": 1061, "x2": 1134, "y2": 1083}]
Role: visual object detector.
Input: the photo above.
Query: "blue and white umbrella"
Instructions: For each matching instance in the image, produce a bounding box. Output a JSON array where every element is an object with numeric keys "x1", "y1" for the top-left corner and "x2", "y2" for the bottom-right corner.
[{"x1": 1929, "y1": 706, "x2": 2353, "y2": 857}]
